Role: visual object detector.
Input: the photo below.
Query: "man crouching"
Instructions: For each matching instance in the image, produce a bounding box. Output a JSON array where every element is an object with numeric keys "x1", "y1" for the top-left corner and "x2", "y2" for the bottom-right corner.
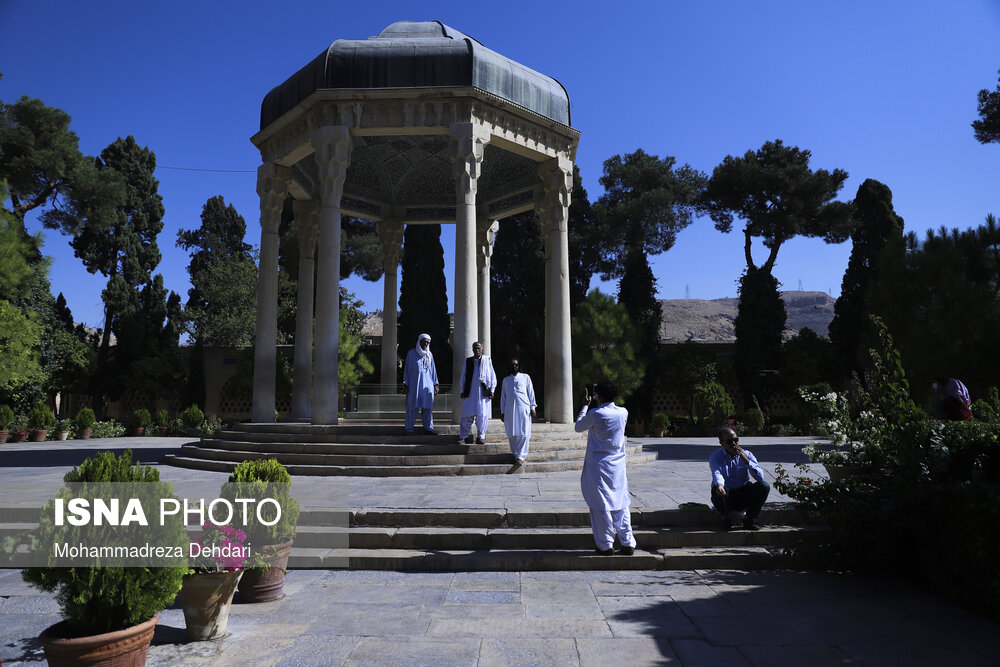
[{"x1": 710, "y1": 427, "x2": 770, "y2": 531}]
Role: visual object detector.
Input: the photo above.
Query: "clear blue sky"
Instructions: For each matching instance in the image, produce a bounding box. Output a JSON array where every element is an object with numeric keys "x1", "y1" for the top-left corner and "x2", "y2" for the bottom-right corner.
[{"x1": 3, "y1": 0, "x2": 999, "y2": 330}]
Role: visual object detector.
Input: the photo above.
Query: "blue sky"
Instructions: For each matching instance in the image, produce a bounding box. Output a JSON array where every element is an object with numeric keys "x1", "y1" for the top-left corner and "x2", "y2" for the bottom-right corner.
[{"x1": 3, "y1": 0, "x2": 999, "y2": 330}]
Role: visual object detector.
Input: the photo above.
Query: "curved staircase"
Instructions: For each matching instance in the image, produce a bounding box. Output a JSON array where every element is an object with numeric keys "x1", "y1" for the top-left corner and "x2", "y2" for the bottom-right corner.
[{"x1": 163, "y1": 422, "x2": 657, "y2": 476}]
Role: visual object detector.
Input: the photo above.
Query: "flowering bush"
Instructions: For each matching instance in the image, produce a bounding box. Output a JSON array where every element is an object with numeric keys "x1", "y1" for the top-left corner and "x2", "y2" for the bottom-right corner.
[
  {"x1": 191, "y1": 522, "x2": 250, "y2": 572},
  {"x1": 89, "y1": 419, "x2": 126, "y2": 438}
]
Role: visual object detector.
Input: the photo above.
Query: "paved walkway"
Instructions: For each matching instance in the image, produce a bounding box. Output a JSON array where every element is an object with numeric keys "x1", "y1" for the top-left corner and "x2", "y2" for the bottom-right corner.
[{"x1": 2, "y1": 436, "x2": 997, "y2": 665}]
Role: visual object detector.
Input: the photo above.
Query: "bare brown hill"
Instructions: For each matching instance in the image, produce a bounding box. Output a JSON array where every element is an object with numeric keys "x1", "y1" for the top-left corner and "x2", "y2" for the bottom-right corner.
[{"x1": 659, "y1": 290, "x2": 836, "y2": 342}]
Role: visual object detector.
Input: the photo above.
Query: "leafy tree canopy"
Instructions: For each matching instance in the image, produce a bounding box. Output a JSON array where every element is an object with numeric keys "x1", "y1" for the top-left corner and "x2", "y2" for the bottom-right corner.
[
  {"x1": 973, "y1": 68, "x2": 1000, "y2": 144},
  {"x1": 572, "y1": 289, "x2": 645, "y2": 403},
  {"x1": 592, "y1": 149, "x2": 706, "y2": 278},
  {"x1": 701, "y1": 139, "x2": 852, "y2": 272}
]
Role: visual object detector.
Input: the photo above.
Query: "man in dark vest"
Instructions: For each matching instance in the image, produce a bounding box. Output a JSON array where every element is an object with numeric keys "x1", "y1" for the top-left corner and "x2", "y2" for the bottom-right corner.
[{"x1": 458, "y1": 342, "x2": 496, "y2": 444}]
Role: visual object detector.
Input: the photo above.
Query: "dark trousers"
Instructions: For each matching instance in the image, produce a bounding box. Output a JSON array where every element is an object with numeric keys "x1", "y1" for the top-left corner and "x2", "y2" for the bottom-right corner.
[{"x1": 711, "y1": 481, "x2": 770, "y2": 520}]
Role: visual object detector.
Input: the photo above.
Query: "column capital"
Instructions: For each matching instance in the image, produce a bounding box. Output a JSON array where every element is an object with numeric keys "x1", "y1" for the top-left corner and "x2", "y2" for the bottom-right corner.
[
  {"x1": 449, "y1": 123, "x2": 490, "y2": 205},
  {"x1": 377, "y1": 219, "x2": 404, "y2": 268},
  {"x1": 477, "y1": 219, "x2": 500, "y2": 269},
  {"x1": 293, "y1": 199, "x2": 320, "y2": 260},
  {"x1": 258, "y1": 163, "x2": 291, "y2": 234},
  {"x1": 310, "y1": 126, "x2": 352, "y2": 203},
  {"x1": 537, "y1": 156, "x2": 574, "y2": 237}
]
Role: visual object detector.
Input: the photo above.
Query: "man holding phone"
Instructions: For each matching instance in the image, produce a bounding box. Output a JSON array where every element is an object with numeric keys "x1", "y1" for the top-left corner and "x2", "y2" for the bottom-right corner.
[
  {"x1": 575, "y1": 378, "x2": 637, "y2": 556},
  {"x1": 710, "y1": 426, "x2": 770, "y2": 531}
]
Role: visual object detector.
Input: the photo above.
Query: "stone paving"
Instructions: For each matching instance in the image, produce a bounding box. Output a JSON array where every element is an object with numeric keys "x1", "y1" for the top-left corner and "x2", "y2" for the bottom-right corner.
[{"x1": 1, "y1": 436, "x2": 998, "y2": 665}]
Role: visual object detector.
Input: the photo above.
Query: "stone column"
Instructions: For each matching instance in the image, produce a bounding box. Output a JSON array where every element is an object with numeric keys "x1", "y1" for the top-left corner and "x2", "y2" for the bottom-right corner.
[
  {"x1": 310, "y1": 126, "x2": 352, "y2": 425},
  {"x1": 252, "y1": 163, "x2": 289, "y2": 423},
  {"x1": 449, "y1": 123, "x2": 489, "y2": 423},
  {"x1": 476, "y1": 219, "x2": 499, "y2": 355},
  {"x1": 377, "y1": 219, "x2": 403, "y2": 393},
  {"x1": 291, "y1": 199, "x2": 319, "y2": 420},
  {"x1": 538, "y1": 156, "x2": 574, "y2": 423}
]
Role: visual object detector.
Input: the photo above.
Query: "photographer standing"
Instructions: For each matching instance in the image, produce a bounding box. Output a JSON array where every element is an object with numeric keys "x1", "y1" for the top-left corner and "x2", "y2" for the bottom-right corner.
[{"x1": 575, "y1": 378, "x2": 637, "y2": 556}]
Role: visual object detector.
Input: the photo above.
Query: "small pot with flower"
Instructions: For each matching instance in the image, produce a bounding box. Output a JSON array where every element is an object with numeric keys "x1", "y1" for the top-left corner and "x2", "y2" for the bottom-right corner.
[
  {"x1": 27, "y1": 403, "x2": 54, "y2": 442},
  {"x1": 129, "y1": 408, "x2": 151, "y2": 437},
  {"x1": 178, "y1": 522, "x2": 253, "y2": 641},
  {"x1": 0, "y1": 404, "x2": 14, "y2": 443},
  {"x1": 53, "y1": 418, "x2": 71, "y2": 441}
]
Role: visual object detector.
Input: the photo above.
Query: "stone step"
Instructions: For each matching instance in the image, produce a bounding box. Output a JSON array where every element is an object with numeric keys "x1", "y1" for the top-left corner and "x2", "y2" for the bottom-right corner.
[
  {"x1": 285, "y1": 546, "x2": 780, "y2": 571},
  {"x1": 198, "y1": 437, "x2": 596, "y2": 457},
  {"x1": 177, "y1": 444, "x2": 646, "y2": 467},
  {"x1": 230, "y1": 422, "x2": 581, "y2": 437},
  {"x1": 285, "y1": 524, "x2": 826, "y2": 551},
  {"x1": 163, "y1": 452, "x2": 659, "y2": 476}
]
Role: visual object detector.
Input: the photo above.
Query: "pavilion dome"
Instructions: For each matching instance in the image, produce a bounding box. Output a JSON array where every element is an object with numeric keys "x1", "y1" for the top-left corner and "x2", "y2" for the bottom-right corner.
[{"x1": 260, "y1": 20, "x2": 572, "y2": 130}]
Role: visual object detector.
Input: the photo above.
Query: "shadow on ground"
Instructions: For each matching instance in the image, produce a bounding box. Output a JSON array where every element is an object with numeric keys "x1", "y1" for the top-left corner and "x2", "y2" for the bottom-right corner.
[
  {"x1": 639, "y1": 443, "x2": 812, "y2": 463},
  {"x1": 0, "y1": 448, "x2": 178, "y2": 468}
]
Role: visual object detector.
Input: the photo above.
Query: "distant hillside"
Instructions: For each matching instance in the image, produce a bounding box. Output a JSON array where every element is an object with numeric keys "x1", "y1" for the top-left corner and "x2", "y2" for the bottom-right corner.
[
  {"x1": 659, "y1": 291, "x2": 836, "y2": 342},
  {"x1": 360, "y1": 291, "x2": 837, "y2": 344}
]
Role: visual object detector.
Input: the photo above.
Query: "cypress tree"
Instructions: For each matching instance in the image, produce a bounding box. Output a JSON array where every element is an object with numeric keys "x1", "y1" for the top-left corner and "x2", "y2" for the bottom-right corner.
[
  {"x1": 734, "y1": 268, "x2": 787, "y2": 405},
  {"x1": 398, "y1": 224, "x2": 452, "y2": 384}
]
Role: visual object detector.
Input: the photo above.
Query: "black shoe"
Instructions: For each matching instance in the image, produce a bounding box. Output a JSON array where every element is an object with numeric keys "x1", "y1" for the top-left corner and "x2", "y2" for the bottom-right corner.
[
  {"x1": 616, "y1": 545, "x2": 635, "y2": 556},
  {"x1": 465, "y1": 435, "x2": 475, "y2": 444},
  {"x1": 506, "y1": 462, "x2": 523, "y2": 474},
  {"x1": 475, "y1": 438, "x2": 485, "y2": 445},
  {"x1": 594, "y1": 547, "x2": 614, "y2": 555},
  {"x1": 742, "y1": 518, "x2": 761, "y2": 531},
  {"x1": 721, "y1": 518, "x2": 734, "y2": 531},
  {"x1": 423, "y1": 428, "x2": 437, "y2": 435}
]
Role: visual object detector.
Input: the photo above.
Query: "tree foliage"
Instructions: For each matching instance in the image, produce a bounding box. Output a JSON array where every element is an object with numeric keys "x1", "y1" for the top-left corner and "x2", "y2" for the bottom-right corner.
[
  {"x1": 870, "y1": 215, "x2": 1000, "y2": 404},
  {"x1": 398, "y1": 223, "x2": 452, "y2": 383},
  {"x1": 829, "y1": 179, "x2": 905, "y2": 380},
  {"x1": 973, "y1": 68, "x2": 1000, "y2": 144},
  {"x1": 663, "y1": 340, "x2": 720, "y2": 420},
  {"x1": 701, "y1": 139, "x2": 852, "y2": 273},
  {"x1": 571, "y1": 289, "x2": 644, "y2": 402},
  {"x1": 177, "y1": 196, "x2": 257, "y2": 347},
  {"x1": 733, "y1": 268, "x2": 787, "y2": 402},
  {"x1": 490, "y1": 211, "x2": 546, "y2": 397}
]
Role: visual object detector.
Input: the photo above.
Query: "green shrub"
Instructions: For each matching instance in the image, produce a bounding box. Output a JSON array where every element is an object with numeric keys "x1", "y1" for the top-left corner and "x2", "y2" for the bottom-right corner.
[
  {"x1": 53, "y1": 418, "x2": 71, "y2": 434},
  {"x1": 21, "y1": 450, "x2": 187, "y2": 632},
  {"x1": 74, "y1": 407, "x2": 96, "y2": 431},
  {"x1": 743, "y1": 407, "x2": 765, "y2": 432},
  {"x1": 27, "y1": 403, "x2": 54, "y2": 430},
  {"x1": 129, "y1": 408, "x2": 151, "y2": 429},
  {"x1": 226, "y1": 459, "x2": 300, "y2": 547},
  {"x1": 0, "y1": 405, "x2": 14, "y2": 430},
  {"x1": 198, "y1": 415, "x2": 223, "y2": 436},
  {"x1": 156, "y1": 409, "x2": 170, "y2": 428},
  {"x1": 182, "y1": 404, "x2": 205, "y2": 430},
  {"x1": 650, "y1": 413, "x2": 670, "y2": 434},
  {"x1": 90, "y1": 420, "x2": 126, "y2": 438},
  {"x1": 692, "y1": 381, "x2": 734, "y2": 430}
]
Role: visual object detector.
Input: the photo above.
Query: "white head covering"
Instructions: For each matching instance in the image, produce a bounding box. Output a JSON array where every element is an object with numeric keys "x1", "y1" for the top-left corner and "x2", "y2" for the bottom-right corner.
[{"x1": 416, "y1": 333, "x2": 432, "y2": 369}]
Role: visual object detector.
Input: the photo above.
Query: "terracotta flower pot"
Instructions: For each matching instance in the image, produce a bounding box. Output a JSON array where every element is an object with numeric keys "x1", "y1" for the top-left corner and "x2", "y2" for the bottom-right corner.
[
  {"x1": 7, "y1": 430, "x2": 26, "y2": 443},
  {"x1": 30, "y1": 429, "x2": 48, "y2": 442},
  {"x1": 237, "y1": 539, "x2": 293, "y2": 602},
  {"x1": 39, "y1": 613, "x2": 158, "y2": 667},
  {"x1": 178, "y1": 570, "x2": 243, "y2": 641},
  {"x1": 0, "y1": 429, "x2": 7, "y2": 444},
  {"x1": 131, "y1": 426, "x2": 145, "y2": 437},
  {"x1": 79, "y1": 428, "x2": 91, "y2": 440}
]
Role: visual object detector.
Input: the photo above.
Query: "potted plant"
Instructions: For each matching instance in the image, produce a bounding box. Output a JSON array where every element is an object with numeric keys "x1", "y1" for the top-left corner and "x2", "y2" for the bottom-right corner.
[
  {"x1": 650, "y1": 413, "x2": 670, "y2": 438},
  {"x1": 22, "y1": 449, "x2": 187, "y2": 666},
  {"x1": 226, "y1": 459, "x2": 299, "y2": 602},
  {"x1": 27, "y1": 403, "x2": 54, "y2": 442},
  {"x1": 52, "y1": 418, "x2": 72, "y2": 441},
  {"x1": 129, "y1": 408, "x2": 151, "y2": 436},
  {"x1": 75, "y1": 407, "x2": 96, "y2": 440},
  {"x1": 182, "y1": 404, "x2": 205, "y2": 437},
  {"x1": 0, "y1": 404, "x2": 13, "y2": 443},
  {"x1": 156, "y1": 409, "x2": 170, "y2": 436},
  {"x1": 177, "y1": 522, "x2": 256, "y2": 641},
  {"x1": 743, "y1": 396, "x2": 766, "y2": 436},
  {"x1": 7, "y1": 414, "x2": 28, "y2": 443}
]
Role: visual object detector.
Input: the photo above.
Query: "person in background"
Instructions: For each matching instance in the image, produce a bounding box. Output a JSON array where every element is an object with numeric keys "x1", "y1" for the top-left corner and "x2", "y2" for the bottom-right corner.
[
  {"x1": 402, "y1": 333, "x2": 439, "y2": 434},
  {"x1": 710, "y1": 426, "x2": 770, "y2": 531},
  {"x1": 499, "y1": 358, "x2": 536, "y2": 472},
  {"x1": 458, "y1": 342, "x2": 496, "y2": 445}
]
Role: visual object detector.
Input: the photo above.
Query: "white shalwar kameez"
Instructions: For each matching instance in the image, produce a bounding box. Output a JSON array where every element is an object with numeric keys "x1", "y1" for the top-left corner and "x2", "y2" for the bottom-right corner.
[
  {"x1": 499, "y1": 372, "x2": 536, "y2": 461},
  {"x1": 402, "y1": 334, "x2": 438, "y2": 432},
  {"x1": 459, "y1": 355, "x2": 497, "y2": 440},
  {"x1": 575, "y1": 401, "x2": 636, "y2": 551}
]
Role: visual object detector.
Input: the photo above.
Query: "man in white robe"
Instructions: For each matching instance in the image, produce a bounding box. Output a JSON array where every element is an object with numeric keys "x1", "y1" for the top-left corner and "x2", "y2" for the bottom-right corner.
[
  {"x1": 499, "y1": 358, "x2": 536, "y2": 471},
  {"x1": 574, "y1": 378, "x2": 636, "y2": 556},
  {"x1": 402, "y1": 333, "x2": 439, "y2": 434},
  {"x1": 458, "y1": 342, "x2": 496, "y2": 444}
]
